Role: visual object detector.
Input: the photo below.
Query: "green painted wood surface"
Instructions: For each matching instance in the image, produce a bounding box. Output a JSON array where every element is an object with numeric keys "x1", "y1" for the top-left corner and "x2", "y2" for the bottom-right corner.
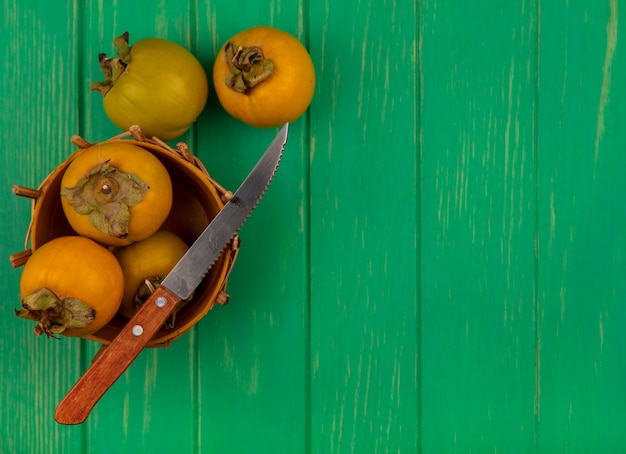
[{"x1": 1, "y1": 0, "x2": 625, "y2": 452}]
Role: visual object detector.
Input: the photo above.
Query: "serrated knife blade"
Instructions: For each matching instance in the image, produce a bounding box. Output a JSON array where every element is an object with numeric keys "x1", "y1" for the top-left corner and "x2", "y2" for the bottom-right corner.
[
  {"x1": 55, "y1": 123, "x2": 288, "y2": 425},
  {"x1": 161, "y1": 123, "x2": 287, "y2": 299}
]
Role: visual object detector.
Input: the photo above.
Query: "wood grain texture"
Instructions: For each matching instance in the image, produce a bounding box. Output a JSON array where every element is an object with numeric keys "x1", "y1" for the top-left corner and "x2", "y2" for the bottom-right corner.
[
  {"x1": 420, "y1": 1, "x2": 538, "y2": 451},
  {"x1": 308, "y1": 0, "x2": 419, "y2": 451},
  {"x1": 0, "y1": 0, "x2": 85, "y2": 452},
  {"x1": 193, "y1": 1, "x2": 310, "y2": 451},
  {"x1": 78, "y1": 2, "x2": 201, "y2": 451},
  {"x1": 2, "y1": 0, "x2": 626, "y2": 452},
  {"x1": 538, "y1": 0, "x2": 626, "y2": 451}
]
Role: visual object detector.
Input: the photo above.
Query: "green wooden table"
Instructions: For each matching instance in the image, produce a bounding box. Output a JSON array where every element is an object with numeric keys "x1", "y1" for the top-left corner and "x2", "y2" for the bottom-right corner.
[{"x1": 1, "y1": 0, "x2": 625, "y2": 452}]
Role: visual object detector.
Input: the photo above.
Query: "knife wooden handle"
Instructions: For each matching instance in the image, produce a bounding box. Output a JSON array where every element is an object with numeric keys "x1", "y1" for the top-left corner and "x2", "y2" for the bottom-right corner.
[{"x1": 54, "y1": 285, "x2": 181, "y2": 425}]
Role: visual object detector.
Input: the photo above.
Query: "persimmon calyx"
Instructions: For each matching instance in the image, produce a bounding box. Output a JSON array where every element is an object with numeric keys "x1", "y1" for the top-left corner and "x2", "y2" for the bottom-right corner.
[
  {"x1": 15, "y1": 288, "x2": 96, "y2": 338},
  {"x1": 223, "y1": 42, "x2": 274, "y2": 94},
  {"x1": 90, "y1": 31, "x2": 132, "y2": 96},
  {"x1": 60, "y1": 161, "x2": 149, "y2": 239}
]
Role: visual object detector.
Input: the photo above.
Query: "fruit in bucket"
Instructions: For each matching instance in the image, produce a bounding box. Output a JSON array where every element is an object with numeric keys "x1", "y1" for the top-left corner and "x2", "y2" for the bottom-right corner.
[
  {"x1": 60, "y1": 141, "x2": 173, "y2": 247},
  {"x1": 213, "y1": 25, "x2": 315, "y2": 128},
  {"x1": 15, "y1": 236, "x2": 124, "y2": 338},
  {"x1": 11, "y1": 127, "x2": 239, "y2": 348},
  {"x1": 91, "y1": 32, "x2": 209, "y2": 140},
  {"x1": 113, "y1": 230, "x2": 189, "y2": 322}
]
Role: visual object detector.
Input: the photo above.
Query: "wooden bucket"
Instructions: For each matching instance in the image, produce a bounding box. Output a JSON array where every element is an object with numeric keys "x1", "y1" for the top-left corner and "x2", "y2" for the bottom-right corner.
[{"x1": 11, "y1": 126, "x2": 239, "y2": 348}]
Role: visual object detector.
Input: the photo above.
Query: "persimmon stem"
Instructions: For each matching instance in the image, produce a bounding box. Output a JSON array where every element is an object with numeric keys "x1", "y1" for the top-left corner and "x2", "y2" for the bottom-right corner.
[
  {"x1": 37, "y1": 310, "x2": 50, "y2": 335},
  {"x1": 131, "y1": 277, "x2": 191, "y2": 329},
  {"x1": 223, "y1": 42, "x2": 274, "y2": 95},
  {"x1": 60, "y1": 162, "x2": 149, "y2": 239}
]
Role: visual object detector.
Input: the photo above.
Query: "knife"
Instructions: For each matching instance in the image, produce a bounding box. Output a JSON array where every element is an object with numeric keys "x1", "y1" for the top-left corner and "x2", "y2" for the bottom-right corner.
[{"x1": 54, "y1": 123, "x2": 288, "y2": 425}]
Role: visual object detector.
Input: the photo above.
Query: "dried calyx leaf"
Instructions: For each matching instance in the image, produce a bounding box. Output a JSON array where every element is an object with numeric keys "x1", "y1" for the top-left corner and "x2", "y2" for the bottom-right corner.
[
  {"x1": 224, "y1": 42, "x2": 274, "y2": 94},
  {"x1": 61, "y1": 161, "x2": 149, "y2": 239},
  {"x1": 90, "y1": 31, "x2": 132, "y2": 96},
  {"x1": 15, "y1": 288, "x2": 96, "y2": 338}
]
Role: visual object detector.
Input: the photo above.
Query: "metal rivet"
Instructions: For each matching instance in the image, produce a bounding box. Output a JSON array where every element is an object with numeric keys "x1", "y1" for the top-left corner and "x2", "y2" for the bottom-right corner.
[
  {"x1": 155, "y1": 296, "x2": 167, "y2": 308},
  {"x1": 132, "y1": 325, "x2": 144, "y2": 336}
]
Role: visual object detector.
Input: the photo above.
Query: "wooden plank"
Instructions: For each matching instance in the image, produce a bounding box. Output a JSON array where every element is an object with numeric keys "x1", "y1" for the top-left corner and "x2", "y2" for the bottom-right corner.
[
  {"x1": 308, "y1": 0, "x2": 420, "y2": 451},
  {"x1": 193, "y1": 2, "x2": 310, "y2": 451},
  {"x1": 419, "y1": 0, "x2": 538, "y2": 451},
  {"x1": 0, "y1": 1, "x2": 85, "y2": 452},
  {"x1": 537, "y1": 0, "x2": 626, "y2": 450},
  {"x1": 78, "y1": 1, "x2": 199, "y2": 450}
]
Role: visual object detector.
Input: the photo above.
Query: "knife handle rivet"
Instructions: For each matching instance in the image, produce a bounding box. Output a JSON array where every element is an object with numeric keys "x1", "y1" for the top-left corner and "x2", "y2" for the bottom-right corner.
[
  {"x1": 155, "y1": 296, "x2": 167, "y2": 308},
  {"x1": 132, "y1": 325, "x2": 144, "y2": 336}
]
